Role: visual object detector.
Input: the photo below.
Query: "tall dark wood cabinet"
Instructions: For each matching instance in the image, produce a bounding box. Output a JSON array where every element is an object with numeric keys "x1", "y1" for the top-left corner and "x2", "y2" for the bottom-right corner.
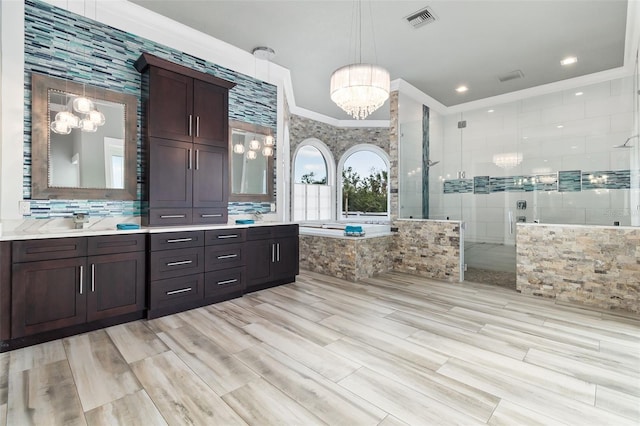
[{"x1": 135, "y1": 53, "x2": 236, "y2": 226}]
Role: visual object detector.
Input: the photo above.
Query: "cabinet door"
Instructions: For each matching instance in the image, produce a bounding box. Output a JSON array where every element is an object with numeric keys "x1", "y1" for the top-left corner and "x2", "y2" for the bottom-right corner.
[
  {"x1": 12, "y1": 258, "x2": 87, "y2": 338},
  {"x1": 272, "y1": 236, "x2": 299, "y2": 279},
  {"x1": 86, "y1": 252, "x2": 146, "y2": 322},
  {"x1": 148, "y1": 67, "x2": 193, "y2": 142},
  {"x1": 149, "y1": 138, "x2": 193, "y2": 208},
  {"x1": 192, "y1": 144, "x2": 228, "y2": 208},
  {"x1": 193, "y1": 79, "x2": 228, "y2": 147},
  {"x1": 245, "y1": 239, "x2": 273, "y2": 288}
]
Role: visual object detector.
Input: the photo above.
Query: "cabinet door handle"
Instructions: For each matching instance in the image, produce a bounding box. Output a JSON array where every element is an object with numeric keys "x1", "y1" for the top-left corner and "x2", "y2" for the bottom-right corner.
[
  {"x1": 201, "y1": 214, "x2": 223, "y2": 218},
  {"x1": 188, "y1": 148, "x2": 192, "y2": 170},
  {"x1": 196, "y1": 116, "x2": 200, "y2": 137},
  {"x1": 217, "y1": 254, "x2": 237, "y2": 260},
  {"x1": 271, "y1": 243, "x2": 275, "y2": 263},
  {"x1": 188, "y1": 115, "x2": 193, "y2": 136},
  {"x1": 195, "y1": 149, "x2": 199, "y2": 170},
  {"x1": 167, "y1": 287, "x2": 191, "y2": 296},
  {"x1": 217, "y1": 234, "x2": 237, "y2": 239},
  {"x1": 166, "y1": 260, "x2": 193, "y2": 267},
  {"x1": 166, "y1": 237, "x2": 193, "y2": 243},
  {"x1": 91, "y1": 264, "x2": 95, "y2": 292},
  {"x1": 79, "y1": 265, "x2": 84, "y2": 295},
  {"x1": 217, "y1": 279, "x2": 237, "y2": 286},
  {"x1": 160, "y1": 214, "x2": 187, "y2": 219},
  {"x1": 277, "y1": 243, "x2": 280, "y2": 262}
]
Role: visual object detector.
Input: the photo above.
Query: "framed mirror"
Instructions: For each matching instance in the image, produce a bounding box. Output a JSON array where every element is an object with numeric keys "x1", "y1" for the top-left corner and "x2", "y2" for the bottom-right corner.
[
  {"x1": 229, "y1": 120, "x2": 275, "y2": 202},
  {"x1": 31, "y1": 73, "x2": 138, "y2": 200}
]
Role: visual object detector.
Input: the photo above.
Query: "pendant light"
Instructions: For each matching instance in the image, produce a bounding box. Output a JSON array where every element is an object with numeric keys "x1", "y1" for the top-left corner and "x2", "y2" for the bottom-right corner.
[
  {"x1": 262, "y1": 146, "x2": 273, "y2": 157},
  {"x1": 246, "y1": 150, "x2": 257, "y2": 160},
  {"x1": 233, "y1": 143, "x2": 245, "y2": 154},
  {"x1": 249, "y1": 137, "x2": 261, "y2": 151},
  {"x1": 329, "y1": 1, "x2": 390, "y2": 119}
]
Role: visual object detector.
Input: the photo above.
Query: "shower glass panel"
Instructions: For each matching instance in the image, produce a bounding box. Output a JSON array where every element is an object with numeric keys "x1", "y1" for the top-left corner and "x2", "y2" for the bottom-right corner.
[{"x1": 399, "y1": 120, "x2": 423, "y2": 218}]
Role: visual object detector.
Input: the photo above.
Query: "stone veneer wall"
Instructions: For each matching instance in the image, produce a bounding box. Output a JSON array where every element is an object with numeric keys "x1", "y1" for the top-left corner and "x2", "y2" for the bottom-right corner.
[
  {"x1": 392, "y1": 219, "x2": 462, "y2": 282},
  {"x1": 389, "y1": 91, "x2": 399, "y2": 221},
  {"x1": 288, "y1": 115, "x2": 391, "y2": 165},
  {"x1": 299, "y1": 235, "x2": 393, "y2": 281},
  {"x1": 517, "y1": 224, "x2": 640, "y2": 315}
]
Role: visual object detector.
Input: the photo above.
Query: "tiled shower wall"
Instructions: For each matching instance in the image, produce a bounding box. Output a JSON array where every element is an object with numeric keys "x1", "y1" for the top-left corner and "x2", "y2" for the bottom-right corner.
[
  {"x1": 23, "y1": 0, "x2": 277, "y2": 218},
  {"x1": 429, "y1": 77, "x2": 638, "y2": 243}
]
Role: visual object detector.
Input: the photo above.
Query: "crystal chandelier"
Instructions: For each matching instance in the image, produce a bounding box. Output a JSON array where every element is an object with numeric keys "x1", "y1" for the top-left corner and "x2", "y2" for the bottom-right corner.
[{"x1": 329, "y1": 1, "x2": 390, "y2": 119}]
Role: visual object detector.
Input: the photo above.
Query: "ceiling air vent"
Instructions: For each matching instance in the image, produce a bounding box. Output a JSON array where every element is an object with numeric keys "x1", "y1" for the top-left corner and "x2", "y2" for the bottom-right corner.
[
  {"x1": 498, "y1": 70, "x2": 524, "y2": 83},
  {"x1": 405, "y1": 6, "x2": 437, "y2": 29}
]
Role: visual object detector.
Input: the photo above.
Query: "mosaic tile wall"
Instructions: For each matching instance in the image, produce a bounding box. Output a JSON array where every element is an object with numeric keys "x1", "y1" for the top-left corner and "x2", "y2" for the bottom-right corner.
[
  {"x1": 443, "y1": 169, "x2": 633, "y2": 195},
  {"x1": 23, "y1": 0, "x2": 276, "y2": 218}
]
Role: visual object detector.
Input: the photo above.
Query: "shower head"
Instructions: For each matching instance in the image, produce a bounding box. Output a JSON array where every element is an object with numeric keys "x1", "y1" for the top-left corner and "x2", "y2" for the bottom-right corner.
[
  {"x1": 426, "y1": 160, "x2": 440, "y2": 167},
  {"x1": 613, "y1": 134, "x2": 638, "y2": 148}
]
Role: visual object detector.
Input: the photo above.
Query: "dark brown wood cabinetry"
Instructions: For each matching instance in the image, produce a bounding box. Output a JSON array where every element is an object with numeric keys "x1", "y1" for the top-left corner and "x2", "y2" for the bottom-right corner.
[
  {"x1": 5, "y1": 234, "x2": 146, "y2": 349},
  {"x1": 135, "y1": 53, "x2": 235, "y2": 227},
  {"x1": 246, "y1": 224, "x2": 299, "y2": 293}
]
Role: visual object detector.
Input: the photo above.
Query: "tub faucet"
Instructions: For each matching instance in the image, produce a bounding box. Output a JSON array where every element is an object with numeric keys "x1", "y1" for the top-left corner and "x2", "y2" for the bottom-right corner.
[
  {"x1": 253, "y1": 211, "x2": 263, "y2": 221},
  {"x1": 73, "y1": 213, "x2": 89, "y2": 229}
]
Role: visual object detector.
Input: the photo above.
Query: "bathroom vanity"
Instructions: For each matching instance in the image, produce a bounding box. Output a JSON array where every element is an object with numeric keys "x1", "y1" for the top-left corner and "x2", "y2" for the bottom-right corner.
[{"x1": 0, "y1": 223, "x2": 299, "y2": 352}]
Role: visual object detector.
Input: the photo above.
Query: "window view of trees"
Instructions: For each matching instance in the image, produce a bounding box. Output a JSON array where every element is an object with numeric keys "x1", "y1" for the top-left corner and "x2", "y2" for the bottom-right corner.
[
  {"x1": 300, "y1": 171, "x2": 327, "y2": 184},
  {"x1": 342, "y1": 165, "x2": 388, "y2": 214}
]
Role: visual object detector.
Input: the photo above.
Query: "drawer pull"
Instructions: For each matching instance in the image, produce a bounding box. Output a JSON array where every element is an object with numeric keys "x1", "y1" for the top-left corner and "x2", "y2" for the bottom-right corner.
[
  {"x1": 166, "y1": 287, "x2": 192, "y2": 296},
  {"x1": 160, "y1": 214, "x2": 186, "y2": 219},
  {"x1": 217, "y1": 254, "x2": 238, "y2": 260},
  {"x1": 217, "y1": 234, "x2": 238, "y2": 239},
  {"x1": 166, "y1": 238, "x2": 193, "y2": 243},
  {"x1": 201, "y1": 214, "x2": 223, "y2": 218},
  {"x1": 166, "y1": 260, "x2": 193, "y2": 267},
  {"x1": 217, "y1": 279, "x2": 238, "y2": 286}
]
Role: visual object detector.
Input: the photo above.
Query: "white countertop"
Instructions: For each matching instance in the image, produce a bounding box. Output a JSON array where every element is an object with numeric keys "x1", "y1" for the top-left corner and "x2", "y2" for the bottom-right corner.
[{"x1": 0, "y1": 219, "x2": 292, "y2": 241}]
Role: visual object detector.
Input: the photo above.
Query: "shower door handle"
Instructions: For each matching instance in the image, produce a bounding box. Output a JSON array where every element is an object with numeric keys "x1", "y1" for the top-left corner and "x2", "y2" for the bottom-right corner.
[{"x1": 508, "y1": 211, "x2": 514, "y2": 235}]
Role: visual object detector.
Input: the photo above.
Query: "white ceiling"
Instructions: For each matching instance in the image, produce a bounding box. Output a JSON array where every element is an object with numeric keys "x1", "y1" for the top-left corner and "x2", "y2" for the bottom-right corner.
[{"x1": 129, "y1": 0, "x2": 630, "y2": 121}]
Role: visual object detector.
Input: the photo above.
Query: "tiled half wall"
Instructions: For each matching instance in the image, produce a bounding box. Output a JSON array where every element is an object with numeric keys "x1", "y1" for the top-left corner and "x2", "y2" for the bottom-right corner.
[
  {"x1": 517, "y1": 223, "x2": 639, "y2": 315},
  {"x1": 23, "y1": 0, "x2": 276, "y2": 218}
]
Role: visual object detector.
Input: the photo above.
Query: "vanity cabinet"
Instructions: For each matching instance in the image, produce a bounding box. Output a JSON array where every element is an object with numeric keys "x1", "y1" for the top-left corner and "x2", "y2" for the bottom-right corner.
[
  {"x1": 148, "y1": 228, "x2": 246, "y2": 318},
  {"x1": 135, "y1": 53, "x2": 236, "y2": 227},
  {"x1": 245, "y1": 224, "x2": 299, "y2": 293},
  {"x1": 10, "y1": 235, "x2": 146, "y2": 339}
]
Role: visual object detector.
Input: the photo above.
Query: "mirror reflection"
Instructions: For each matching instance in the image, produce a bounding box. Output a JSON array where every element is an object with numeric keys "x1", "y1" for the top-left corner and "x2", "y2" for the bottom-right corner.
[
  {"x1": 48, "y1": 90, "x2": 126, "y2": 189},
  {"x1": 229, "y1": 120, "x2": 274, "y2": 202},
  {"x1": 31, "y1": 73, "x2": 137, "y2": 200}
]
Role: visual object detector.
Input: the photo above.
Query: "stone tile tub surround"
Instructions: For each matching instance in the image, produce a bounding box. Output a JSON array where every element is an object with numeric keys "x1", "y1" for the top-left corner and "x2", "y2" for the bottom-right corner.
[
  {"x1": 299, "y1": 234, "x2": 393, "y2": 282},
  {"x1": 517, "y1": 223, "x2": 639, "y2": 315},
  {"x1": 392, "y1": 219, "x2": 463, "y2": 283}
]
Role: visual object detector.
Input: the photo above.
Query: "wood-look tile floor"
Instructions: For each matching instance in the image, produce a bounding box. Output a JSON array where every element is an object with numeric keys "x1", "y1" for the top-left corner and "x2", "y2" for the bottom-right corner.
[{"x1": 2, "y1": 270, "x2": 639, "y2": 425}]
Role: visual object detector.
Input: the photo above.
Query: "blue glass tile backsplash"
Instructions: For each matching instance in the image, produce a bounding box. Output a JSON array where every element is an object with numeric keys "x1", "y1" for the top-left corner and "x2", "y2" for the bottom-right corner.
[{"x1": 23, "y1": 0, "x2": 276, "y2": 218}]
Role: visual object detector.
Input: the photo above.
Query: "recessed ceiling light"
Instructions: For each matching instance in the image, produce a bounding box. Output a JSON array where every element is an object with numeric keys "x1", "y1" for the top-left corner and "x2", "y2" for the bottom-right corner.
[
  {"x1": 487, "y1": 109, "x2": 494, "y2": 113},
  {"x1": 561, "y1": 56, "x2": 578, "y2": 66},
  {"x1": 523, "y1": 136, "x2": 529, "y2": 140},
  {"x1": 575, "y1": 91, "x2": 584, "y2": 96},
  {"x1": 455, "y1": 85, "x2": 468, "y2": 93},
  {"x1": 557, "y1": 125, "x2": 564, "y2": 128}
]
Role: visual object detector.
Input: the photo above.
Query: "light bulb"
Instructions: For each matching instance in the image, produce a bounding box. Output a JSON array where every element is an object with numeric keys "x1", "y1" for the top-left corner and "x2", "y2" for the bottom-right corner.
[
  {"x1": 88, "y1": 109, "x2": 106, "y2": 126},
  {"x1": 264, "y1": 135, "x2": 274, "y2": 146},
  {"x1": 79, "y1": 119, "x2": 98, "y2": 133},
  {"x1": 73, "y1": 96, "x2": 94, "y2": 114},
  {"x1": 249, "y1": 138, "x2": 261, "y2": 150},
  {"x1": 246, "y1": 150, "x2": 257, "y2": 160},
  {"x1": 233, "y1": 143, "x2": 245, "y2": 154},
  {"x1": 55, "y1": 110, "x2": 80, "y2": 128},
  {"x1": 50, "y1": 120, "x2": 71, "y2": 135},
  {"x1": 262, "y1": 146, "x2": 273, "y2": 157}
]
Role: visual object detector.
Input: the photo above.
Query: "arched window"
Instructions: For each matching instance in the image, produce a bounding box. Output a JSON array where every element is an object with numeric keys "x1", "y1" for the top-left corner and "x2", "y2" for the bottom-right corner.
[
  {"x1": 338, "y1": 145, "x2": 390, "y2": 220},
  {"x1": 293, "y1": 139, "x2": 335, "y2": 221}
]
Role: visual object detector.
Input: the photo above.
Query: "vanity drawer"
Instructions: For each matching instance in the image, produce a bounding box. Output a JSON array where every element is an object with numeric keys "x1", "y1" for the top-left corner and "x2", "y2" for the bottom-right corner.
[
  {"x1": 205, "y1": 243, "x2": 244, "y2": 271},
  {"x1": 147, "y1": 208, "x2": 193, "y2": 226},
  {"x1": 149, "y1": 274, "x2": 204, "y2": 309},
  {"x1": 205, "y1": 228, "x2": 246, "y2": 245},
  {"x1": 13, "y1": 237, "x2": 87, "y2": 263},
  {"x1": 150, "y1": 231, "x2": 204, "y2": 251},
  {"x1": 88, "y1": 234, "x2": 146, "y2": 256},
  {"x1": 149, "y1": 247, "x2": 204, "y2": 281},
  {"x1": 205, "y1": 267, "x2": 244, "y2": 299},
  {"x1": 193, "y1": 208, "x2": 228, "y2": 225}
]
